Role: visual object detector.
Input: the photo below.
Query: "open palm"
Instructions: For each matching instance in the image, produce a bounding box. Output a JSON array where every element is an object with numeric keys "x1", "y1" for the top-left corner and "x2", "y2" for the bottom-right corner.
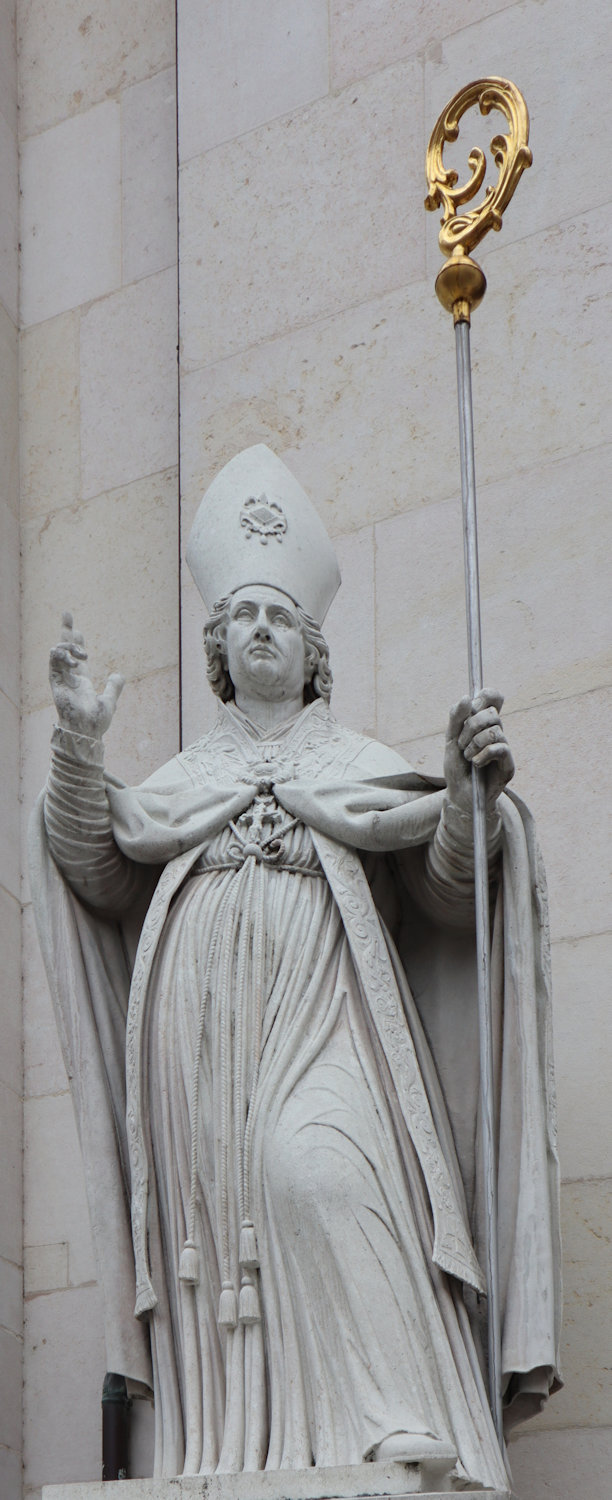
[{"x1": 49, "y1": 612, "x2": 124, "y2": 739}]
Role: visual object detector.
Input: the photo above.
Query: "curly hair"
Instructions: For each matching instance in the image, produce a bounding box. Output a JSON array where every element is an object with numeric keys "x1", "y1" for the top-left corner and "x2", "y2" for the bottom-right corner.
[{"x1": 203, "y1": 594, "x2": 333, "y2": 706}]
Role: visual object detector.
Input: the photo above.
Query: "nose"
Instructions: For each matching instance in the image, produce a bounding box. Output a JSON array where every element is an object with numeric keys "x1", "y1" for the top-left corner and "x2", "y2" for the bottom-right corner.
[{"x1": 252, "y1": 608, "x2": 272, "y2": 639}]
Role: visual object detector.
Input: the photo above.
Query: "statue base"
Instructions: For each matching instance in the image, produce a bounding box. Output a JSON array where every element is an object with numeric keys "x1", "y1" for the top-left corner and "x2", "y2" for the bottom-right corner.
[{"x1": 43, "y1": 1459, "x2": 515, "y2": 1500}]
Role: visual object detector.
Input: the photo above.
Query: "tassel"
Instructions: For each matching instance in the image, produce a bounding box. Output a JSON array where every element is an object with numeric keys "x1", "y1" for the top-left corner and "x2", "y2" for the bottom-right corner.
[
  {"x1": 179, "y1": 1238, "x2": 200, "y2": 1285},
  {"x1": 239, "y1": 1222, "x2": 259, "y2": 1269},
  {"x1": 239, "y1": 1278, "x2": 261, "y2": 1325},
  {"x1": 218, "y1": 1282, "x2": 238, "y2": 1328}
]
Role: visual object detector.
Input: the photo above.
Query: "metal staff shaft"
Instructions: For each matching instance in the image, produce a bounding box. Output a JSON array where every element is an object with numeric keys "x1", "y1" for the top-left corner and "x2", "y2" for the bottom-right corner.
[
  {"x1": 455, "y1": 319, "x2": 503, "y2": 1447},
  {"x1": 426, "y1": 76, "x2": 532, "y2": 1452}
]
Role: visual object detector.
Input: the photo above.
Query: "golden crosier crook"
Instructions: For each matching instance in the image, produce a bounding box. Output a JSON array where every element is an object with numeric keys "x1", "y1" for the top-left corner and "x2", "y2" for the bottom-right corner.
[{"x1": 425, "y1": 76, "x2": 532, "y2": 324}]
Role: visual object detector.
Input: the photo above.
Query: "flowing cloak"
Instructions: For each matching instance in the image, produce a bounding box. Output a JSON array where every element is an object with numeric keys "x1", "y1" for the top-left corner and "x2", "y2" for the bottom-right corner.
[{"x1": 29, "y1": 699, "x2": 561, "y2": 1477}]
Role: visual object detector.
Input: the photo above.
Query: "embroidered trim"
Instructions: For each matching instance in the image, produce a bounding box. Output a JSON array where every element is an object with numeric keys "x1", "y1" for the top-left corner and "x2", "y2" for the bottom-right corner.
[
  {"x1": 178, "y1": 702, "x2": 371, "y2": 790},
  {"x1": 126, "y1": 844, "x2": 208, "y2": 1316}
]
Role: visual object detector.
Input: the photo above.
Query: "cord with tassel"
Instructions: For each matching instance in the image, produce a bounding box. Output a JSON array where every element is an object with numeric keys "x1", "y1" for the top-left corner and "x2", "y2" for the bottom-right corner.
[{"x1": 179, "y1": 984, "x2": 211, "y2": 1288}]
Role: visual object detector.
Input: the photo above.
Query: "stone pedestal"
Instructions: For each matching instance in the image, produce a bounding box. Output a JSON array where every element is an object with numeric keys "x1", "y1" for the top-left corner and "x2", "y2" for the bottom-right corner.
[{"x1": 43, "y1": 1461, "x2": 515, "y2": 1500}]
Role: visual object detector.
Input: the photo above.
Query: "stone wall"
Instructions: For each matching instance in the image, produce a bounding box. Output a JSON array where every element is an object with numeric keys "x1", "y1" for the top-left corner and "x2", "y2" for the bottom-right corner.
[
  {"x1": 18, "y1": 2, "x2": 178, "y2": 1493},
  {"x1": 16, "y1": 2, "x2": 612, "y2": 1498}
]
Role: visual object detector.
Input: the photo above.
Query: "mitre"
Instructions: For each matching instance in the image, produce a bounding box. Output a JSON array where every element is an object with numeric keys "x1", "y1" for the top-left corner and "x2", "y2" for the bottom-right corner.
[{"x1": 186, "y1": 444, "x2": 341, "y2": 624}]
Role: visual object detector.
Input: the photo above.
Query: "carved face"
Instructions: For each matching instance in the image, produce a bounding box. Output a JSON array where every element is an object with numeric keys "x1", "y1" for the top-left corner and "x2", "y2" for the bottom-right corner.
[{"x1": 225, "y1": 585, "x2": 308, "y2": 704}]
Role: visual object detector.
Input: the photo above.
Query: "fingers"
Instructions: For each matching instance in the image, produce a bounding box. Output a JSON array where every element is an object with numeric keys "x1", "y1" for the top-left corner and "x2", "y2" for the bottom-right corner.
[
  {"x1": 447, "y1": 695, "x2": 473, "y2": 739},
  {"x1": 471, "y1": 742, "x2": 514, "y2": 775},
  {"x1": 472, "y1": 744, "x2": 515, "y2": 798},
  {"x1": 53, "y1": 613, "x2": 87, "y2": 673},
  {"x1": 49, "y1": 643, "x2": 81, "y2": 682},
  {"x1": 463, "y1": 724, "x2": 507, "y2": 759},
  {"x1": 457, "y1": 706, "x2": 501, "y2": 750},
  {"x1": 100, "y1": 673, "x2": 125, "y2": 715},
  {"x1": 448, "y1": 689, "x2": 504, "y2": 738},
  {"x1": 472, "y1": 688, "x2": 504, "y2": 715}
]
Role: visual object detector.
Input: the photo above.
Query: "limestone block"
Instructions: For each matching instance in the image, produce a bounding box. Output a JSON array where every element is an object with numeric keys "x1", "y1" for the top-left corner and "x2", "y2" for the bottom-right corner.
[
  {"x1": 0, "y1": 301, "x2": 18, "y2": 514},
  {"x1": 0, "y1": 496, "x2": 20, "y2": 704},
  {"x1": 21, "y1": 469, "x2": 179, "y2": 714},
  {"x1": 178, "y1": 0, "x2": 329, "y2": 160},
  {"x1": 0, "y1": 886, "x2": 21, "y2": 1093},
  {"x1": 323, "y1": 526, "x2": 376, "y2": 737},
  {"x1": 23, "y1": 902, "x2": 68, "y2": 1100},
  {"x1": 531, "y1": 1178, "x2": 612, "y2": 1431},
  {"x1": 24, "y1": 1242, "x2": 69, "y2": 1296},
  {"x1": 394, "y1": 728, "x2": 446, "y2": 780},
  {"x1": 130, "y1": 1394, "x2": 155, "y2": 1479},
  {"x1": 0, "y1": 107, "x2": 18, "y2": 322},
  {"x1": 501, "y1": 689, "x2": 612, "y2": 946},
  {"x1": 0, "y1": 1252, "x2": 22, "y2": 1339},
  {"x1": 374, "y1": 443, "x2": 612, "y2": 747},
  {"x1": 427, "y1": 206, "x2": 611, "y2": 505},
  {"x1": 0, "y1": 1325, "x2": 22, "y2": 1452},
  {"x1": 103, "y1": 666, "x2": 180, "y2": 785},
  {"x1": 179, "y1": 58, "x2": 425, "y2": 370},
  {"x1": 0, "y1": 1082, "x2": 22, "y2": 1264},
  {"x1": 20, "y1": 705, "x2": 56, "y2": 907},
  {"x1": 179, "y1": 574, "x2": 221, "y2": 747},
  {"x1": 24, "y1": 1092, "x2": 96, "y2": 1288},
  {"x1": 17, "y1": 0, "x2": 175, "y2": 139},
  {"x1": 20, "y1": 102, "x2": 121, "y2": 326},
  {"x1": 178, "y1": 282, "x2": 448, "y2": 540},
  {"x1": 44, "y1": 1480, "x2": 514, "y2": 1500},
  {"x1": 508, "y1": 1424, "x2": 612, "y2": 1500},
  {"x1": 0, "y1": 688, "x2": 19, "y2": 898},
  {"x1": 331, "y1": 0, "x2": 511, "y2": 90},
  {"x1": 439, "y1": 218, "x2": 610, "y2": 489},
  {"x1": 80, "y1": 271, "x2": 178, "y2": 499},
  {"x1": 179, "y1": 191, "x2": 609, "y2": 542},
  {"x1": 0, "y1": 0, "x2": 17, "y2": 134},
  {"x1": 122, "y1": 68, "x2": 177, "y2": 285},
  {"x1": 424, "y1": 0, "x2": 612, "y2": 269},
  {"x1": 24, "y1": 1284, "x2": 105, "y2": 1490},
  {"x1": 20, "y1": 310, "x2": 80, "y2": 520},
  {"x1": 551, "y1": 932, "x2": 612, "y2": 1182},
  {"x1": 0, "y1": 1440, "x2": 21, "y2": 1500}
]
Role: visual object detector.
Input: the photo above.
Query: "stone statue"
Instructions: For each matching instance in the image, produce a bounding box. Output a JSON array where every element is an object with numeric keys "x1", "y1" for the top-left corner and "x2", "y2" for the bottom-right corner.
[{"x1": 30, "y1": 446, "x2": 561, "y2": 1489}]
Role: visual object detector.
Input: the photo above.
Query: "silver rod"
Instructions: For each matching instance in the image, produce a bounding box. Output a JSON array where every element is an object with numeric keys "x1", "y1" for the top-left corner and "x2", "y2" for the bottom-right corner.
[{"x1": 454, "y1": 319, "x2": 504, "y2": 1448}]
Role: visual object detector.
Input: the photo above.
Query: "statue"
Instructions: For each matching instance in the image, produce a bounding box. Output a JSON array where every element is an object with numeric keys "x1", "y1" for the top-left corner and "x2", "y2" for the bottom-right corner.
[{"x1": 30, "y1": 445, "x2": 561, "y2": 1489}]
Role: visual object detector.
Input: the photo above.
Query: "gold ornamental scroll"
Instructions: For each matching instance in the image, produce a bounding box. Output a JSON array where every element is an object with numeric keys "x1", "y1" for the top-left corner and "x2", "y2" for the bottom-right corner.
[{"x1": 425, "y1": 76, "x2": 532, "y2": 323}]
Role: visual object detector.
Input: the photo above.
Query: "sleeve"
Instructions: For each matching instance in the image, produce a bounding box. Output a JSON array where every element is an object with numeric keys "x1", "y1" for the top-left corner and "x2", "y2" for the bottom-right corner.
[
  {"x1": 43, "y1": 725, "x2": 145, "y2": 914},
  {"x1": 399, "y1": 794, "x2": 502, "y2": 928}
]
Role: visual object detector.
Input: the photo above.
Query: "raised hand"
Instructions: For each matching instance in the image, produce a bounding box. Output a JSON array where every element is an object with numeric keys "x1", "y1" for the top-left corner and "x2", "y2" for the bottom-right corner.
[
  {"x1": 49, "y1": 612, "x2": 124, "y2": 740},
  {"x1": 444, "y1": 689, "x2": 515, "y2": 815}
]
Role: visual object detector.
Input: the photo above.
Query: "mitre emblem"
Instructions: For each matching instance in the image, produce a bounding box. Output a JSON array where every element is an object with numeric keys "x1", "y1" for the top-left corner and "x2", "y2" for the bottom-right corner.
[{"x1": 240, "y1": 493, "x2": 287, "y2": 545}]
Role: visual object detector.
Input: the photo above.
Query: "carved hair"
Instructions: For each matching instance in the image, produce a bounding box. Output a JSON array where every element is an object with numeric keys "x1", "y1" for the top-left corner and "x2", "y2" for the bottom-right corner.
[{"x1": 203, "y1": 594, "x2": 333, "y2": 705}]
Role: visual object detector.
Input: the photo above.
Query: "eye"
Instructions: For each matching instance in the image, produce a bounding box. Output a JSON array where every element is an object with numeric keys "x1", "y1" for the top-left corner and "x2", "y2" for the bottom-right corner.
[
  {"x1": 271, "y1": 611, "x2": 293, "y2": 628},
  {"x1": 234, "y1": 605, "x2": 254, "y2": 620}
]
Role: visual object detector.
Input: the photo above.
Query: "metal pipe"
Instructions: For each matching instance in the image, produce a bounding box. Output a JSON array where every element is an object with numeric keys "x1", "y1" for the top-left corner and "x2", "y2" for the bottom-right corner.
[
  {"x1": 102, "y1": 1371, "x2": 131, "y2": 1481},
  {"x1": 454, "y1": 319, "x2": 503, "y2": 1448}
]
